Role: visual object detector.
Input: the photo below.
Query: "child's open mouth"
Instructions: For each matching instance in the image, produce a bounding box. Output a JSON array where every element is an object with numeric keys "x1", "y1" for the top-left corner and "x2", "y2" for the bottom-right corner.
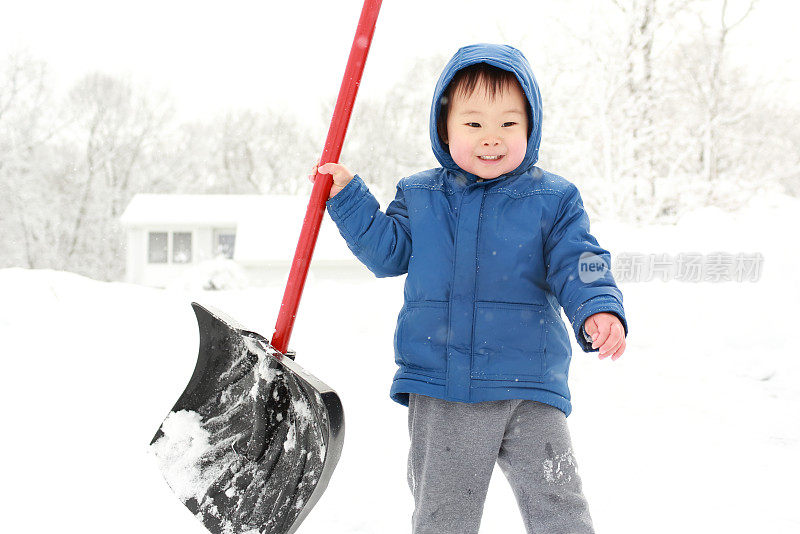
[{"x1": 478, "y1": 155, "x2": 504, "y2": 163}]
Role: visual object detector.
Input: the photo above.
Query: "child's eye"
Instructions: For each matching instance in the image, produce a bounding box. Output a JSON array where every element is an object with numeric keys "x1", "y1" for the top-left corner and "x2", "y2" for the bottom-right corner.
[
  {"x1": 465, "y1": 122, "x2": 481, "y2": 128},
  {"x1": 502, "y1": 122, "x2": 517, "y2": 127}
]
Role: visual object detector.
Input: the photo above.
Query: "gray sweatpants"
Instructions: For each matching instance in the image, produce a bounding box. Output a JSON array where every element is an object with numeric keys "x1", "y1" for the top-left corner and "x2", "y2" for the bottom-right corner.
[{"x1": 407, "y1": 393, "x2": 595, "y2": 534}]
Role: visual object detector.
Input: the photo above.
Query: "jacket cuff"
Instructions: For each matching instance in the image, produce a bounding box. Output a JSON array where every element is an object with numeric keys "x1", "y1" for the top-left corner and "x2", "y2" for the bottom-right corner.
[
  {"x1": 572, "y1": 295, "x2": 628, "y2": 352},
  {"x1": 325, "y1": 174, "x2": 369, "y2": 222}
]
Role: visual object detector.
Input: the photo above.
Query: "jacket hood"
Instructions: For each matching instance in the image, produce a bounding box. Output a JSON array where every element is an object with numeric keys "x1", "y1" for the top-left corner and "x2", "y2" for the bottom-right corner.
[{"x1": 429, "y1": 43, "x2": 543, "y2": 179}]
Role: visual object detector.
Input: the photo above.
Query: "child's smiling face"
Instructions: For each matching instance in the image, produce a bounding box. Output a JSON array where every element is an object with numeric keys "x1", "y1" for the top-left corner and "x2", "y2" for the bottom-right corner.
[{"x1": 445, "y1": 79, "x2": 529, "y2": 180}]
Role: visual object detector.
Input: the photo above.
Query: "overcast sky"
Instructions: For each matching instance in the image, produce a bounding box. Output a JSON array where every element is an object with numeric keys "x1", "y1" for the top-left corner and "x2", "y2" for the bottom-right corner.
[{"x1": 2, "y1": 0, "x2": 798, "y2": 121}]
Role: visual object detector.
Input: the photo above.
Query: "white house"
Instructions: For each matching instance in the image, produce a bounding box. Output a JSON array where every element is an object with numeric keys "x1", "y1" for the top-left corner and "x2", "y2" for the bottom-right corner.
[{"x1": 119, "y1": 194, "x2": 367, "y2": 287}]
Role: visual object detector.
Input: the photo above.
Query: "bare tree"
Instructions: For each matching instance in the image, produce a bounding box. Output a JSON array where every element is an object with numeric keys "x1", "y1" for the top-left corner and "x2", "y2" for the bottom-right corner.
[
  {"x1": 51, "y1": 72, "x2": 175, "y2": 279},
  {"x1": 542, "y1": 1, "x2": 694, "y2": 220},
  {"x1": 0, "y1": 51, "x2": 65, "y2": 269},
  {"x1": 339, "y1": 54, "x2": 443, "y2": 203},
  {"x1": 543, "y1": 0, "x2": 776, "y2": 221},
  {"x1": 175, "y1": 109, "x2": 318, "y2": 195},
  {"x1": 676, "y1": 0, "x2": 757, "y2": 202},
  {"x1": 609, "y1": 0, "x2": 697, "y2": 218}
]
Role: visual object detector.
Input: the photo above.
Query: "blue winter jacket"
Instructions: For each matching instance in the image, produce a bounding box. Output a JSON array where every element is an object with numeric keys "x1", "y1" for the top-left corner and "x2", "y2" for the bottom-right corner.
[{"x1": 325, "y1": 44, "x2": 627, "y2": 416}]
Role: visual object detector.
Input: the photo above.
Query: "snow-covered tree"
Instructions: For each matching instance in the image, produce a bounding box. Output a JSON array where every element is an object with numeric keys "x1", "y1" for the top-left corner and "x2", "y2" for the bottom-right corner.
[
  {"x1": 538, "y1": 0, "x2": 776, "y2": 222},
  {"x1": 58, "y1": 72, "x2": 174, "y2": 279},
  {"x1": 336, "y1": 55, "x2": 444, "y2": 203},
  {"x1": 0, "y1": 51, "x2": 63, "y2": 269}
]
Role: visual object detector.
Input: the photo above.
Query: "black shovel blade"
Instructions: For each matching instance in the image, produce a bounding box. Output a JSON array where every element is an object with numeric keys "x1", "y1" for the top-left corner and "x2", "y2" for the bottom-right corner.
[{"x1": 150, "y1": 303, "x2": 344, "y2": 534}]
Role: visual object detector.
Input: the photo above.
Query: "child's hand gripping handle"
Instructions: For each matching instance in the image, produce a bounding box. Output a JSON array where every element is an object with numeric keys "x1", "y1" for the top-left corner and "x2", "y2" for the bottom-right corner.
[
  {"x1": 309, "y1": 162, "x2": 355, "y2": 199},
  {"x1": 271, "y1": 0, "x2": 383, "y2": 355}
]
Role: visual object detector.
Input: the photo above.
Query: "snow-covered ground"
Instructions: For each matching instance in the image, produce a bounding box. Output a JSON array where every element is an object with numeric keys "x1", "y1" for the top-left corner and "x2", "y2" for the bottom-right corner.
[{"x1": 1, "y1": 192, "x2": 798, "y2": 533}]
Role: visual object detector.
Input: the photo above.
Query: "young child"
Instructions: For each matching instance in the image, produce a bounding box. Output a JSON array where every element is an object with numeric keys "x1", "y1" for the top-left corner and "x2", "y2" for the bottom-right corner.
[{"x1": 311, "y1": 43, "x2": 627, "y2": 534}]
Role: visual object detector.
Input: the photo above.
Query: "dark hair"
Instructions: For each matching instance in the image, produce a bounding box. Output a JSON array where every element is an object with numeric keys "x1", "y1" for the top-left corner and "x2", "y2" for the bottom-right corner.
[{"x1": 436, "y1": 62, "x2": 526, "y2": 145}]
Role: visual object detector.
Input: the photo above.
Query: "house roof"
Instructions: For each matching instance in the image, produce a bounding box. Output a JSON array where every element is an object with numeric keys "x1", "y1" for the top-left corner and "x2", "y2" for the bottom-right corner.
[
  {"x1": 120, "y1": 194, "x2": 356, "y2": 262},
  {"x1": 121, "y1": 194, "x2": 280, "y2": 226}
]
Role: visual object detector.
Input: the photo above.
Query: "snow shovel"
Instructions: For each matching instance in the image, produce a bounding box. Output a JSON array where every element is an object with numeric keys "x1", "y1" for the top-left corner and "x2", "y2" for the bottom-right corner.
[{"x1": 149, "y1": 1, "x2": 383, "y2": 533}]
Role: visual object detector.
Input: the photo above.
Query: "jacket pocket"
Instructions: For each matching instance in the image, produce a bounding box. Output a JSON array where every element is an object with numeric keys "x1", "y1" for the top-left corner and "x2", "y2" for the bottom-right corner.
[
  {"x1": 472, "y1": 301, "x2": 546, "y2": 381},
  {"x1": 395, "y1": 301, "x2": 449, "y2": 374}
]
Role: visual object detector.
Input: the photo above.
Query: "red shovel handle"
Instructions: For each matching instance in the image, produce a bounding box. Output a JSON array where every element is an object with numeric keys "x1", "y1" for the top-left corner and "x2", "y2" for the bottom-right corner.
[{"x1": 271, "y1": 0, "x2": 382, "y2": 354}]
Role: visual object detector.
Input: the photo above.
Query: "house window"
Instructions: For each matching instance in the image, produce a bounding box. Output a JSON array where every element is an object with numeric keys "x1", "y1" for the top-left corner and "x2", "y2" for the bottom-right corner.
[
  {"x1": 148, "y1": 232, "x2": 168, "y2": 263},
  {"x1": 214, "y1": 229, "x2": 236, "y2": 259},
  {"x1": 172, "y1": 232, "x2": 193, "y2": 264},
  {"x1": 148, "y1": 231, "x2": 193, "y2": 264}
]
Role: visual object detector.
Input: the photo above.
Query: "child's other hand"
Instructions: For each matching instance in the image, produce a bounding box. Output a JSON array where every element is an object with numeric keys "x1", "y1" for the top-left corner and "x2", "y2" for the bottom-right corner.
[
  {"x1": 308, "y1": 162, "x2": 354, "y2": 199},
  {"x1": 583, "y1": 312, "x2": 626, "y2": 361}
]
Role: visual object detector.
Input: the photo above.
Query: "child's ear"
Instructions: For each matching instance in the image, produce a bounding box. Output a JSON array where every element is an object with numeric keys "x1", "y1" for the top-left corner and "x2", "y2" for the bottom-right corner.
[
  {"x1": 436, "y1": 107, "x2": 449, "y2": 146},
  {"x1": 437, "y1": 124, "x2": 448, "y2": 146}
]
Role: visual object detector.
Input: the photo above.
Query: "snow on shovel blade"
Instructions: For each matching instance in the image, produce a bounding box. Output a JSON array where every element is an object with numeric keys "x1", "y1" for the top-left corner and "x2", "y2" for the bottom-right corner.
[{"x1": 150, "y1": 303, "x2": 344, "y2": 534}]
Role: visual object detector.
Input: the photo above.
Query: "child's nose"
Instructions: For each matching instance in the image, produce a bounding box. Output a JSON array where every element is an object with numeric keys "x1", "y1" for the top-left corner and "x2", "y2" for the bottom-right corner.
[{"x1": 482, "y1": 136, "x2": 501, "y2": 146}]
